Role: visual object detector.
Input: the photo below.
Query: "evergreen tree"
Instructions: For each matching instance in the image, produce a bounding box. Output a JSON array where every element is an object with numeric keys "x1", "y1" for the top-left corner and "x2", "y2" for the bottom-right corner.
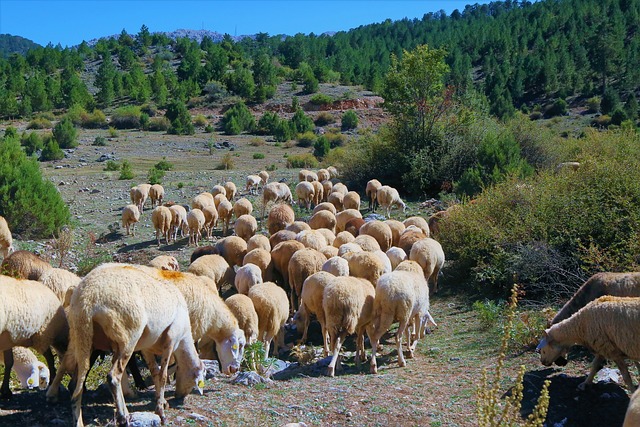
[
  {"x1": 53, "y1": 116, "x2": 78, "y2": 148},
  {"x1": 95, "y1": 53, "x2": 116, "y2": 106},
  {"x1": 165, "y1": 100, "x2": 194, "y2": 135}
]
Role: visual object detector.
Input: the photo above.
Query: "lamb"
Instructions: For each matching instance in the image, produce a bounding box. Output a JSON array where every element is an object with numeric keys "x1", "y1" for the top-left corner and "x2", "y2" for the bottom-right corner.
[
  {"x1": 322, "y1": 256, "x2": 350, "y2": 276},
  {"x1": 385, "y1": 219, "x2": 406, "y2": 247},
  {"x1": 211, "y1": 184, "x2": 227, "y2": 199},
  {"x1": 295, "y1": 181, "x2": 315, "y2": 211},
  {"x1": 235, "y1": 214, "x2": 258, "y2": 241},
  {"x1": 313, "y1": 202, "x2": 337, "y2": 216},
  {"x1": 409, "y1": 238, "x2": 445, "y2": 293},
  {"x1": 247, "y1": 234, "x2": 271, "y2": 252},
  {"x1": 327, "y1": 191, "x2": 344, "y2": 212},
  {"x1": 316, "y1": 169, "x2": 330, "y2": 183},
  {"x1": 234, "y1": 197, "x2": 253, "y2": 219},
  {"x1": 321, "y1": 180, "x2": 333, "y2": 202},
  {"x1": 369, "y1": 269, "x2": 431, "y2": 373},
  {"x1": 386, "y1": 247, "x2": 408, "y2": 270},
  {"x1": 187, "y1": 208, "x2": 206, "y2": 246},
  {"x1": 192, "y1": 192, "x2": 215, "y2": 211},
  {"x1": 323, "y1": 276, "x2": 375, "y2": 376},
  {"x1": 288, "y1": 248, "x2": 327, "y2": 311},
  {"x1": 245, "y1": 175, "x2": 262, "y2": 195},
  {"x1": 248, "y1": 282, "x2": 290, "y2": 357},
  {"x1": 271, "y1": 240, "x2": 305, "y2": 295},
  {"x1": 0, "y1": 215, "x2": 14, "y2": 258},
  {"x1": 538, "y1": 296, "x2": 640, "y2": 391},
  {"x1": 258, "y1": 170, "x2": 269, "y2": 187},
  {"x1": 132, "y1": 183, "x2": 151, "y2": 212},
  {"x1": 234, "y1": 263, "x2": 264, "y2": 295},
  {"x1": 398, "y1": 226, "x2": 428, "y2": 254},
  {"x1": 169, "y1": 204, "x2": 188, "y2": 241},
  {"x1": 262, "y1": 182, "x2": 293, "y2": 219},
  {"x1": 148, "y1": 255, "x2": 180, "y2": 272},
  {"x1": 217, "y1": 199, "x2": 234, "y2": 236},
  {"x1": 267, "y1": 203, "x2": 295, "y2": 235},
  {"x1": 269, "y1": 229, "x2": 297, "y2": 248},
  {"x1": 286, "y1": 221, "x2": 311, "y2": 234},
  {"x1": 187, "y1": 254, "x2": 234, "y2": 291},
  {"x1": 335, "y1": 209, "x2": 363, "y2": 233},
  {"x1": 359, "y1": 220, "x2": 393, "y2": 252},
  {"x1": 243, "y1": 248, "x2": 273, "y2": 282},
  {"x1": 0, "y1": 250, "x2": 52, "y2": 280},
  {"x1": 296, "y1": 229, "x2": 328, "y2": 251},
  {"x1": 0, "y1": 346, "x2": 49, "y2": 390},
  {"x1": 403, "y1": 216, "x2": 430, "y2": 237},
  {"x1": 311, "y1": 180, "x2": 324, "y2": 207},
  {"x1": 354, "y1": 234, "x2": 381, "y2": 252},
  {"x1": 376, "y1": 186, "x2": 406, "y2": 217},
  {"x1": 149, "y1": 184, "x2": 165, "y2": 208},
  {"x1": 327, "y1": 166, "x2": 339, "y2": 179},
  {"x1": 151, "y1": 205, "x2": 173, "y2": 246},
  {"x1": 225, "y1": 294, "x2": 259, "y2": 344},
  {"x1": 46, "y1": 264, "x2": 206, "y2": 426},
  {"x1": 215, "y1": 236, "x2": 248, "y2": 267},
  {"x1": 224, "y1": 181, "x2": 237, "y2": 201},
  {"x1": 292, "y1": 271, "x2": 334, "y2": 355},
  {"x1": 343, "y1": 191, "x2": 361, "y2": 211},
  {"x1": 202, "y1": 205, "x2": 219, "y2": 239},
  {"x1": 0, "y1": 276, "x2": 68, "y2": 398},
  {"x1": 344, "y1": 251, "x2": 386, "y2": 286},
  {"x1": 39, "y1": 267, "x2": 82, "y2": 302},
  {"x1": 365, "y1": 179, "x2": 382, "y2": 211},
  {"x1": 333, "y1": 231, "x2": 356, "y2": 248},
  {"x1": 121, "y1": 204, "x2": 141, "y2": 236}
]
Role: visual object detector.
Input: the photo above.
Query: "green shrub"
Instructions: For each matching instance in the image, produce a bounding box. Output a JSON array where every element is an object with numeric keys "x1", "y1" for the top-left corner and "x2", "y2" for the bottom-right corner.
[
  {"x1": 309, "y1": 93, "x2": 333, "y2": 106},
  {"x1": 592, "y1": 115, "x2": 611, "y2": 128},
  {"x1": 27, "y1": 117, "x2": 52, "y2": 129},
  {"x1": 53, "y1": 117, "x2": 78, "y2": 148},
  {"x1": 140, "y1": 113, "x2": 149, "y2": 130},
  {"x1": 148, "y1": 167, "x2": 165, "y2": 185},
  {"x1": 154, "y1": 158, "x2": 173, "y2": 171},
  {"x1": 257, "y1": 111, "x2": 281, "y2": 135},
  {"x1": 249, "y1": 137, "x2": 265, "y2": 146},
  {"x1": 204, "y1": 124, "x2": 214, "y2": 133},
  {"x1": 274, "y1": 120, "x2": 293, "y2": 142},
  {"x1": 222, "y1": 102, "x2": 255, "y2": 135},
  {"x1": 103, "y1": 160, "x2": 119, "y2": 171},
  {"x1": 65, "y1": 104, "x2": 87, "y2": 125},
  {"x1": 296, "y1": 131, "x2": 316, "y2": 147},
  {"x1": 20, "y1": 132, "x2": 44, "y2": 156},
  {"x1": 253, "y1": 153, "x2": 265, "y2": 159},
  {"x1": 165, "y1": 100, "x2": 195, "y2": 135},
  {"x1": 313, "y1": 135, "x2": 330, "y2": 159},
  {"x1": 80, "y1": 109, "x2": 107, "y2": 129},
  {"x1": 140, "y1": 103, "x2": 158, "y2": 117},
  {"x1": 587, "y1": 96, "x2": 601, "y2": 113},
  {"x1": 119, "y1": 160, "x2": 134, "y2": 180},
  {"x1": 216, "y1": 152, "x2": 235, "y2": 170},
  {"x1": 544, "y1": 99, "x2": 567, "y2": 118},
  {"x1": 286, "y1": 153, "x2": 319, "y2": 169},
  {"x1": 325, "y1": 130, "x2": 347, "y2": 148},
  {"x1": 341, "y1": 110, "x2": 358, "y2": 131},
  {"x1": 193, "y1": 114, "x2": 208, "y2": 127},
  {"x1": 266, "y1": 164, "x2": 277, "y2": 171},
  {"x1": 147, "y1": 117, "x2": 170, "y2": 132},
  {"x1": 108, "y1": 127, "x2": 119, "y2": 138},
  {"x1": 93, "y1": 136, "x2": 107, "y2": 146},
  {"x1": 0, "y1": 133, "x2": 70, "y2": 237},
  {"x1": 529, "y1": 111, "x2": 543, "y2": 120},
  {"x1": 290, "y1": 109, "x2": 314, "y2": 134},
  {"x1": 473, "y1": 300, "x2": 504, "y2": 329},
  {"x1": 314, "y1": 112, "x2": 335, "y2": 126},
  {"x1": 40, "y1": 135, "x2": 65, "y2": 161},
  {"x1": 111, "y1": 106, "x2": 142, "y2": 129},
  {"x1": 611, "y1": 108, "x2": 627, "y2": 126},
  {"x1": 600, "y1": 88, "x2": 620, "y2": 114}
]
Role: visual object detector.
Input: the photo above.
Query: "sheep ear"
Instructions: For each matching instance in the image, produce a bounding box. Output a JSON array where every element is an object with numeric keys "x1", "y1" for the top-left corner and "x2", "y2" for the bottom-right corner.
[{"x1": 536, "y1": 337, "x2": 547, "y2": 351}]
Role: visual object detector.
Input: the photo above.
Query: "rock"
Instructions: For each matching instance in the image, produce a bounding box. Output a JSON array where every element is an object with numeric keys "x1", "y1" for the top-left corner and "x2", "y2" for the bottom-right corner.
[
  {"x1": 90, "y1": 189, "x2": 101, "y2": 194},
  {"x1": 202, "y1": 359, "x2": 220, "y2": 379},
  {"x1": 129, "y1": 412, "x2": 161, "y2": 427},
  {"x1": 231, "y1": 371, "x2": 272, "y2": 386},
  {"x1": 189, "y1": 413, "x2": 207, "y2": 422},
  {"x1": 97, "y1": 153, "x2": 115, "y2": 162},
  {"x1": 59, "y1": 181, "x2": 66, "y2": 186},
  {"x1": 364, "y1": 213, "x2": 386, "y2": 222},
  {"x1": 263, "y1": 359, "x2": 291, "y2": 377},
  {"x1": 595, "y1": 367, "x2": 621, "y2": 384}
]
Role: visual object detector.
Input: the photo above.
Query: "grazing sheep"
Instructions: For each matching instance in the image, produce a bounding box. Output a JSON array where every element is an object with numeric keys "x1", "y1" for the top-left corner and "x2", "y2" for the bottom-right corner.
[
  {"x1": 224, "y1": 181, "x2": 237, "y2": 201},
  {"x1": 313, "y1": 202, "x2": 337, "y2": 216},
  {"x1": 235, "y1": 214, "x2": 258, "y2": 241},
  {"x1": 211, "y1": 184, "x2": 227, "y2": 199},
  {"x1": 271, "y1": 240, "x2": 305, "y2": 294},
  {"x1": 288, "y1": 248, "x2": 327, "y2": 311},
  {"x1": 149, "y1": 255, "x2": 180, "y2": 271},
  {"x1": 0, "y1": 215, "x2": 15, "y2": 258},
  {"x1": 215, "y1": 236, "x2": 248, "y2": 268},
  {"x1": 295, "y1": 181, "x2": 315, "y2": 211},
  {"x1": 234, "y1": 198, "x2": 253, "y2": 219},
  {"x1": 39, "y1": 267, "x2": 82, "y2": 302},
  {"x1": 305, "y1": 171, "x2": 318, "y2": 182},
  {"x1": 149, "y1": 184, "x2": 165, "y2": 208},
  {"x1": 202, "y1": 205, "x2": 219, "y2": 239},
  {"x1": 217, "y1": 199, "x2": 234, "y2": 236},
  {"x1": 322, "y1": 256, "x2": 350, "y2": 276},
  {"x1": 245, "y1": 175, "x2": 262, "y2": 195},
  {"x1": 373, "y1": 250, "x2": 392, "y2": 275},
  {"x1": 243, "y1": 248, "x2": 273, "y2": 282},
  {"x1": 338, "y1": 242, "x2": 363, "y2": 257},
  {"x1": 409, "y1": 238, "x2": 445, "y2": 293},
  {"x1": 258, "y1": 170, "x2": 269, "y2": 187},
  {"x1": 344, "y1": 217, "x2": 365, "y2": 236},
  {"x1": 192, "y1": 192, "x2": 215, "y2": 211},
  {"x1": 311, "y1": 180, "x2": 324, "y2": 207},
  {"x1": 293, "y1": 271, "x2": 334, "y2": 355},
  {"x1": 316, "y1": 169, "x2": 330, "y2": 183},
  {"x1": 398, "y1": 226, "x2": 428, "y2": 254},
  {"x1": 323, "y1": 276, "x2": 375, "y2": 376},
  {"x1": 187, "y1": 254, "x2": 233, "y2": 291},
  {"x1": 555, "y1": 161, "x2": 581, "y2": 173},
  {"x1": 538, "y1": 296, "x2": 640, "y2": 391},
  {"x1": 132, "y1": 183, "x2": 151, "y2": 212},
  {"x1": 369, "y1": 270, "x2": 430, "y2": 373},
  {"x1": 335, "y1": 209, "x2": 363, "y2": 233},
  {"x1": 262, "y1": 182, "x2": 293, "y2": 219},
  {"x1": 321, "y1": 180, "x2": 333, "y2": 202},
  {"x1": 296, "y1": 229, "x2": 328, "y2": 251},
  {"x1": 168, "y1": 204, "x2": 188, "y2": 241},
  {"x1": 0, "y1": 346, "x2": 49, "y2": 390},
  {"x1": 624, "y1": 387, "x2": 640, "y2": 427},
  {"x1": 151, "y1": 206, "x2": 173, "y2": 246},
  {"x1": 331, "y1": 183, "x2": 348, "y2": 195},
  {"x1": 403, "y1": 216, "x2": 430, "y2": 237},
  {"x1": 234, "y1": 263, "x2": 264, "y2": 295},
  {"x1": 286, "y1": 221, "x2": 312, "y2": 234},
  {"x1": 359, "y1": 220, "x2": 393, "y2": 252},
  {"x1": 225, "y1": 294, "x2": 259, "y2": 344},
  {"x1": 1, "y1": 250, "x2": 52, "y2": 280},
  {"x1": 327, "y1": 166, "x2": 339, "y2": 179},
  {"x1": 46, "y1": 265, "x2": 206, "y2": 426},
  {"x1": 395, "y1": 259, "x2": 425, "y2": 275},
  {"x1": 247, "y1": 234, "x2": 271, "y2": 252},
  {"x1": 269, "y1": 229, "x2": 297, "y2": 248},
  {"x1": 333, "y1": 231, "x2": 356, "y2": 248},
  {"x1": 343, "y1": 191, "x2": 361, "y2": 211},
  {"x1": 316, "y1": 228, "x2": 336, "y2": 247},
  {"x1": 376, "y1": 186, "x2": 406, "y2": 218},
  {"x1": 187, "y1": 208, "x2": 206, "y2": 246},
  {"x1": 267, "y1": 203, "x2": 295, "y2": 235},
  {"x1": 214, "y1": 193, "x2": 228, "y2": 210},
  {"x1": 344, "y1": 251, "x2": 386, "y2": 286},
  {"x1": 320, "y1": 245, "x2": 339, "y2": 259},
  {"x1": 386, "y1": 247, "x2": 408, "y2": 270},
  {"x1": 121, "y1": 204, "x2": 141, "y2": 236},
  {"x1": 1, "y1": 276, "x2": 67, "y2": 399},
  {"x1": 190, "y1": 245, "x2": 216, "y2": 263},
  {"x1": 298, "y1": 169, "x2": 311, "y2": 182},
  {"x1": 385, "y1": 220, "x2": 406, "y2": 247},
  {"x1": 366, "y1": 179, "x2": 382, "y2": 211},
  {"x1": 327, "y1": 191, "x2": 344, "y2": 212},
  {"x1": 354, "y1": 234, "x2": 381, "y2": 252},
  {"x1": 248, "y1": 282, "x2": 290, "y2": 357}
]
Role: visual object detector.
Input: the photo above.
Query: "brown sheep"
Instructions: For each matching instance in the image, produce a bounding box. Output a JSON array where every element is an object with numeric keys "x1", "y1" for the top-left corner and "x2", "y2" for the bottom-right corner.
[
  {"x1": 202, "y1": 205, "x2": 219, "y2": 240},
  {"x1": 343, "y1": 191, "x2": 361, "y2": 211},
  {"x1": 234, "y1": 214, "x2": 258, "y2": 241},
  {"x1": 1, "y1": 250, "x2": 52, "y2": 280},
  {"x1": 286, "y1": 221, "x2": 311, "y2": 234},
  {"x1": 247, "y1": 234, "x2": 271, "y2": 252},
  {"x1": 243, "y1": 248, "x2": 274, "y2": 282},
  {"x1": 187, "y1": 209, "x2": 206, "y2": 246},
  {"x1": 267, "y1": 203, "x2": 295, "y2": 235},
  {"x1": 215, "y1": 236, "x2": 248, "y2": 268},
  {"x1": 269, "y1": 230, "x2": 298, "y2": 249},
  {"x1": 344, "y1": 251, "x2": 386, "y2": 286},
  {"x1": 385, "y1": 219, "x2": 406, "y2": 247},
  {"x1": 398, "y1": 226, "x2": 428, "y2": 254},
  {"x1": 333, "y1": 231, "x2": 356, "y2": 248},
  {"x1": 409, "y1": 238, "x2": 445, "y2": 294},
  {"x1": 321, "y1": 180, "x2": 333, "y2": 202},
  {"x1": 365, "y1": 179, "x2": 382, "y2": 211},
  {"x1": 262, "y1": 182, "x2": 293, "y2": 219},
  {"x1": 271, "y1": 240, "x2": 305, "y2": 295},
  {"x1": 217, "y1": 199, "x2": 234, "y2": 236},
  {"x1": 335, "y1": 209, "x2": 363, "y2": 233},
  {"x1": 149, "y1": 184, "x2": 165, "y2": 208},
  {"x1": 121, "y1": 204, "x2": 140, "y2": 236},
  {"x1": 403, "y1": 216, "x2": 430, "y2": 237},
  {"x1": 288, "y1": 248, "x2": 327, "y2": 311},
  {"x1": 311, "y1": 180, "x2": 324, "y2": 207},
  {"x1": 353, "y1": 234, "x2": 381, "y2": 252},
  {"x1": 359, "y1": 220, "x2": 393, "y2": 252},
  {"x1": 224, "y1": 181, "x2": 237, "y2": 201},
  {"x1": 313, "y1": 201, "x2": 337, "y2": 216},
  {"x1": 308, "y1": 210, "x2": 337, "y2": 233},
  {"x1": 327, "y1": 191, "x2": 344, "y2": 213},
  {"x1": 344, "y1": 218, "x2": 365, "y2": 237},
  {"x1": 233, "y1": 198, "x2": 253, "y2": 219}
]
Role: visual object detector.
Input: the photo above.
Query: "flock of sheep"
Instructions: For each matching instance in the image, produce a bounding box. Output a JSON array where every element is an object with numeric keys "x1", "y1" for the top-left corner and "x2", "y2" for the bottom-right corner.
[{"x1": 0, "y1": 166, "x2": 448, "y2": 426}]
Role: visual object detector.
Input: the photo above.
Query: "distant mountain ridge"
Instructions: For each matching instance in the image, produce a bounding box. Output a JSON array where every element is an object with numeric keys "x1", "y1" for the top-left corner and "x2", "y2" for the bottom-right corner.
[
  {"x1": 0, "y1": 34, "x2": 41, "y2": 58},
  {"x1": 85, "y1": 29, "x2": 255, "y2": 47}
]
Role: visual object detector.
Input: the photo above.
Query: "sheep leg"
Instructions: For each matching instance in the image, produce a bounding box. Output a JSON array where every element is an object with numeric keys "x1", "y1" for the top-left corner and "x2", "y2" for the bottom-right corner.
[
  {"x1": 578, "y1": 355, "x2": 605, "y2": 390},
  {"x1": 141, "y1": 349, "x2": 171, "y2": 423},
  {"x1": 321, "y1": 322, "x2": 330, "y2": 358},
  {"x1": 369, "y1": 330, "x2": 381, "y2": 374},
  {"x1": 615, "y1": 358, "x2": 637, "y2": 392},
  {"x1": 71, "y1": 346, "x2": 93, "y2": 427},
  {"x1": 127, "y1": 353, "x2": 146, "y2": 391},
  {"x1": 43, "y1": 348, "x2": 57, "y2": 383},
  {"x1": 108, "y1": 348, "x2": 134, "y2": 427},
  {"x1": 327, "y1": 332, "x2": 345, "y2": 377},
  {"x1": 1, "y1": 349, "x2": 14, "y2": 398},
  {"x1": 396, "y1": 319, "x2": 409, "y2": 368}
]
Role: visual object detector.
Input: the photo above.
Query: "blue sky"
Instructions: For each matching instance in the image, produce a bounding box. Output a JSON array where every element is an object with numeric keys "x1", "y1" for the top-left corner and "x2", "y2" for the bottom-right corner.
[{"x1": 0, "y1": 1, "x2": 491, "y2": 47}]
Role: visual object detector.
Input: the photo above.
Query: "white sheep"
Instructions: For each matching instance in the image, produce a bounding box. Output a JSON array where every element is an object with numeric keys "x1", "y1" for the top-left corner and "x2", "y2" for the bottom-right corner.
[
  {"x1": 331, "y1": 182, "x2": 348, "y2": 195},
  {"x1": 262, "y1": 182, "x2": 293, "y2": 219},
  {"x1": 187, "y1": 254, "x2": 234, "y2": 291},
  {"x1": 214, "y1": 193, "x2": 228, "y2": 210},
  {"x1": 245, "y1": 175, "x2": 262, "y2": 195},
  {"x1": 234, "y1": 198, "x2": 253, "y2": 219},
  {"x1": 187, "y1": 208, "x2": 206, "y2": 246},
  {"x1": 322, "y1": 256, "x2": 349, "y2": 276},
  {"x1": 337, "y1": 242, "x2": 363, "y2": 257},
  {"x1": 0, "y1": 347, "x2": 49, "y2": 390},
  {"x1": 538, "y1": 296, "x2": 640, "y2": 392},
  {"x1": 295, "y1": 181, "x2": 315, "y2": 211},
  {"x1": 235, "y1": 214, "x2": 258, "y2": 242},
  {"x1": 386, "y1": 247, "x2": 408, "y2": 270},
  {"x1": 323, "y1": 276, "x2": 375, "y2": 377},
  {"x1": 39, "y1": 267, "x2": 82, "y2": 303},
  {"x1": 248, "y1": 282, "x2": 290, "y2": 357},
  {"x1": 211, "y1": 184, "x2": 227, "y2": 199},
  {"x1": 311, "y1": 180, "x2": 324, "y2": 207},
  {"x1": 365, "y1": 179, "x2": 382, "y2": 211},
  {"x1": 151, "y1": 205, "x2": 173, "y2": 246},
  {"x1": 243, "y1": 248, "x2": 273, "y2": 282},
  {"x1": 247, "y1": 234, "x2": 271, "y2": 252},
  {"x1": 333, "y1": 231, "x2": 356, "y2": 248},
  {"x1": 409, "y1": 238, "x2": 445, "y2": 293},
  {"x1": 327, "y1": 166, "x2": 339, "y2": 179},
  {"x1": 296, "y1": 229, "x2": 328, "y2": 251},
  {"x1": 202, "y1": 204, "x2": 219, "y2": 240},
  {"x1": 353, "y1": 234, "x2": 381, "y2": 252},
  {"x1": 217, "y1": 199, "x2": 234, "y2": 236},
  {"x1": 234, "y1": 263, "x2": 264, "y2": 295},
  {"x1": 344, "y1": 251, "x2": 386, "y2": 286},
  {"x1": 316, "y1": 169, "x2": 330, "y2": 183},
  {"x1": 292, "y1": 271, "x2": 334, "y2": 355},
  {"x1": 258, "y1": 170, "x2": 269, "y2": 187},
  {"x1": 148, "y1": 255, "x2": 180, "y2": 272},
  {"x1": 316, "y1": 228, "x2": 336, "y2": 247},
  {"x1": 385, "y1": 219, "x2": 406, "y2": 247},
  {"x1": 132, "y1": 183, "x2": 151, "y2": 212},
  {"x1": 169, "y1": 204, "x2": 189, "y2": 241},
  {"x1": 149, "y1": 184, "x2": 165, "y2": 208},
  {"x1": 225, "y1": 294, "x2": 259, "y2": 345},
  {"x1": 343, "y1": 191, "x2": 361, "y2": 211},
  {"x1": 403, "y1": 216, "x2": 430, "y2": 237},
  {"x1": 192, "y1": 192, "x2": 215, "y2": 211},
  {"x1": 224, "y1": 181, "x2": 237, "y2": 201},
  {"x1": 376, "y1": 185, "x2": 406, "y2": 218},
  {"x1": 0, "y1": 215, "x2": 15, "y2": 258},
  {"x1": 46, "y1": 264, "x2": 206, "y2": 426},
  {"x1": 121, "y1": 204, "x2": 140, "y2": 236}
]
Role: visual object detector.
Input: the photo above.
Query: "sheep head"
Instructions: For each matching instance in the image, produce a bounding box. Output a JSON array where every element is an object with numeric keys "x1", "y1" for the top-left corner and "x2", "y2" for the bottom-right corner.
[
  {"x1": 175, "y1": 358, "x2": 206, "y2": 399},
  {"x1": 537, "y1": 331, "x2": 568, "y2": 367},
  {"x1": 216, "y1": 329, "x2": 246, "y2": 375}
]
